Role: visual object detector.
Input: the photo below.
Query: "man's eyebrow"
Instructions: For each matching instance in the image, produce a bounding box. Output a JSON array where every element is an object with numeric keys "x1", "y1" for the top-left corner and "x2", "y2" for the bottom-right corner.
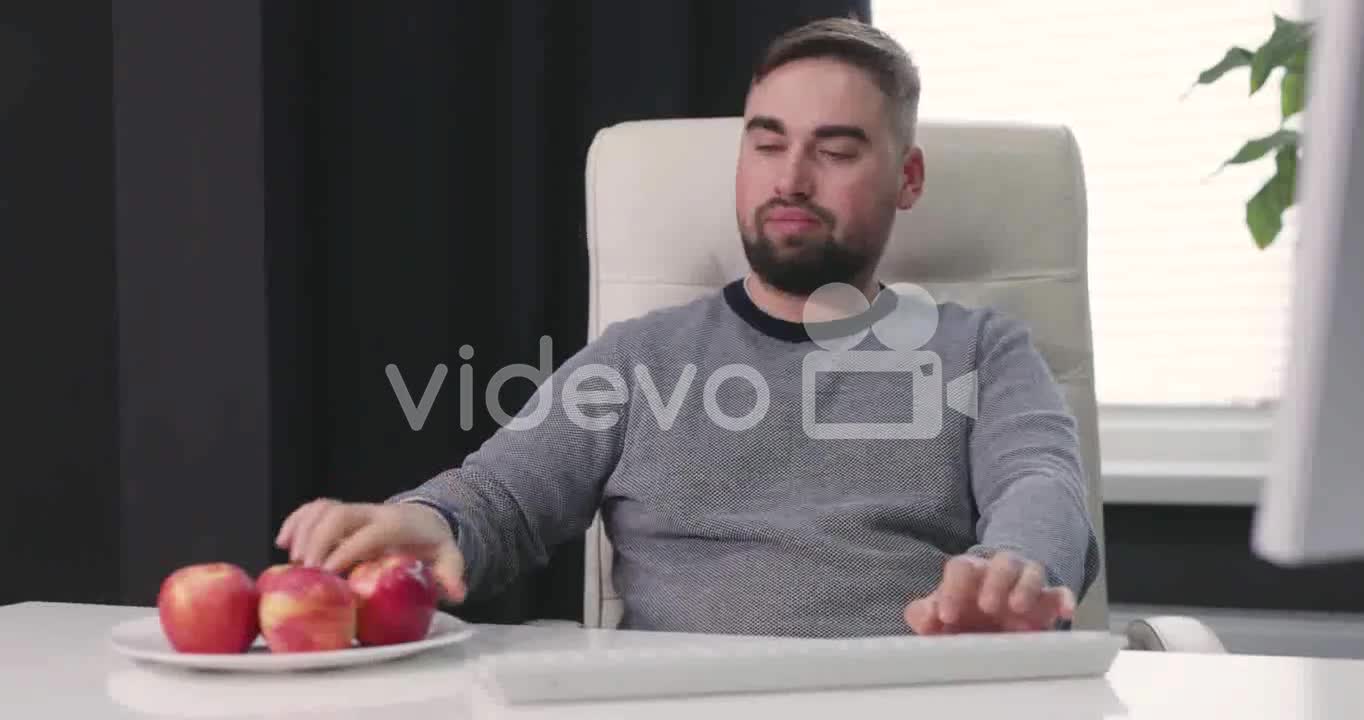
[
  {"x1": 813, "y1": 125, "x2": 870, "y2": 143},
  {"x1": 744, "y1": 116, "x2": 785, "y2": 135}
]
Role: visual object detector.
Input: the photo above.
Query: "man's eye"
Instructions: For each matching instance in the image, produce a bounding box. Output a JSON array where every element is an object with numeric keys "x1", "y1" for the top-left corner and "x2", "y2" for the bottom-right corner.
[
  {"x1": 821, "y1": 150, "x2": 856, "y2": 161},
  {"x1": 755, "y1": 144, "x2": 784, "y2": 153}
]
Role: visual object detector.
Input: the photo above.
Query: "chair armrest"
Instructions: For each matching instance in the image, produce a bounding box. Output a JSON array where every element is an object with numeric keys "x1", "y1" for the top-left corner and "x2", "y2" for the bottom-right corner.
[{"x1": 1124, "y1": 615, "x2": 1227, "y2": 653}]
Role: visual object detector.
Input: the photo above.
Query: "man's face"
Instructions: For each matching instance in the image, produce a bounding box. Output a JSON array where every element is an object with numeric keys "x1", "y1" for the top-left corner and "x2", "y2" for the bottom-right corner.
[{"x1": 736, "y1": 57, "x2": 924, "y2": 295}]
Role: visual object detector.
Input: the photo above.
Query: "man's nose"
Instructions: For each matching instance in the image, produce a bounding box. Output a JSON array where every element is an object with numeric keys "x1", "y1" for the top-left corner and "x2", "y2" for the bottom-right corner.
[{"x1": 775, "y1": 152, "x2": 815, "y2": 200}]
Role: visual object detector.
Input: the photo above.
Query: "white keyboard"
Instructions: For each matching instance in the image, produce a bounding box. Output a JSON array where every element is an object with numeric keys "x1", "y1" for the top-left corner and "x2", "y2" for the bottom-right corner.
[{"x1": 474, "y1": 630, "x2": 1126, "y2": 704}]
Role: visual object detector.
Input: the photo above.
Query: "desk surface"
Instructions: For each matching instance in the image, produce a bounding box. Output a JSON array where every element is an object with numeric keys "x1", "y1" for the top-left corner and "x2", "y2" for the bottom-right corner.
[{"x1": 4, "y1": 601, "x2": 1363, "y2": 719}]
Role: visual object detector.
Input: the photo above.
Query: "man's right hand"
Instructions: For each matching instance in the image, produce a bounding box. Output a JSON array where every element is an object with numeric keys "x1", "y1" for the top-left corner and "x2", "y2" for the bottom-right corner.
[{"x1": 275, "y1": 499, "x2": 467, "y2": 603}]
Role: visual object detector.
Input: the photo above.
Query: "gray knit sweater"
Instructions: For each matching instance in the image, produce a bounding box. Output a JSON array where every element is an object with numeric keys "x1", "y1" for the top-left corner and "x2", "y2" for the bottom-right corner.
[{"x1": 392, "y1": 280, "x2": 1100, "y2": 637}]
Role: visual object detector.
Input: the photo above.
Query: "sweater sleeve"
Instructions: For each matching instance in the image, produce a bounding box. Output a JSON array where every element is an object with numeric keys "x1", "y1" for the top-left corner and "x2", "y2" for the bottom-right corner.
[
  {"x1": 388, "y1": 322, "x2": 634, "y2": 601},
  {"x1": 964, "y1": 310, "x2": 1101, "y2": 601}
]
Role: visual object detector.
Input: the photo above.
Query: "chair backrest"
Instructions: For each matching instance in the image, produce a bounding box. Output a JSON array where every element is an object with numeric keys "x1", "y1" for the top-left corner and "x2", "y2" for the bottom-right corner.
[{"x1": 582, "y1": 117, "x2": 1109, "y2": 631}]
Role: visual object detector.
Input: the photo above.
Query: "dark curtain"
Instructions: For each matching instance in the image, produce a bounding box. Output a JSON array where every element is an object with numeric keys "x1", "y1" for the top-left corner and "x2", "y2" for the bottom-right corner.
[
  {"x1": 262, "y1": 0, "x2": 870, "y2": 623},
  {"x1": 1, "y1": 3, "x2": 121, "y2": 605}
]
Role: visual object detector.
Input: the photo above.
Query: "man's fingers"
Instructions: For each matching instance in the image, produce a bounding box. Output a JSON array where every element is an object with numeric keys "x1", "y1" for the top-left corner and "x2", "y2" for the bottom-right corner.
[
  {"x1": 1016, "y1": 587, "x2": 1076, "y2": 630},
  {"x1": 432, "y1": 545, "x2": 468, "y2": 604},
  {"x1": 320, "y1": 521, "x2": 390, "y2": 575},
  {"x1": 287, "y1": 499, "x2": 335, "y2": 562},
  {"x1": 1046, "y1": 586, "x2": 1077, "y2": 620},
  {"x1": 937, "y1": 555, "x2": 985, "y2": 624},
  {"x1": 920, "y1": 554, "x2": 1077, "y2": 635},
  {"x1": 301, "y1": 504, "x2": 369, "y2": 568},
  {"x1": 276, "y1": 505, "x2": 306, "y2": 548},
  {"x1": 904, "y1": 596, "x2": 942, "y2": 635},
  {"x1": 1008, "y1": 562, "x2": 1046, "y2": 615},
  {"x1": 977, "y1": 553, "x2": 1023, "y2": 616},
  {"x1": 1032, "y1": 586, "x2": 1075, "y2": 621},
  {"x1": 279, "y1": 500, "x2": 327, "y2": 551}
]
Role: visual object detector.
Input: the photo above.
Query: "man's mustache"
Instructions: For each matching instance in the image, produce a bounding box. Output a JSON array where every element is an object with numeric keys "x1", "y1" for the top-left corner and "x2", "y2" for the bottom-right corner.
[{"x1": 755, "y1": 198, "x2": 836, "y2": 228}]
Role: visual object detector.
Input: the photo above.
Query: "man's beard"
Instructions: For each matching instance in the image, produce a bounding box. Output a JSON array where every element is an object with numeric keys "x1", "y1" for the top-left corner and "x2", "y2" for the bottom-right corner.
[{"x1": 740, "y1": 200, "x2": 871, "y2": 295}]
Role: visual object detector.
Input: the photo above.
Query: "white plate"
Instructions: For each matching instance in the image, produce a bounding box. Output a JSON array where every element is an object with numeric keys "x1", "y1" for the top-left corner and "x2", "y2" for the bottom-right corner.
[{"x1": 110, "y1": 611, "x2": 474, "y2": 672}]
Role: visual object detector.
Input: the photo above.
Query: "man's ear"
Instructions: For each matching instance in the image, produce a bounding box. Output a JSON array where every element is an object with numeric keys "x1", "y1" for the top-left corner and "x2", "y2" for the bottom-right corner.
[{"x1": 897, "y1": 145, "x2": 925, "y2": 210}]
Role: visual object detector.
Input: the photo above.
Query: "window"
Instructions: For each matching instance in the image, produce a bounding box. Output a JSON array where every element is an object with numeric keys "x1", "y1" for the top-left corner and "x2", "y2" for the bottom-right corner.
[{"x1": 874, "y1": 0, "x2": 1302, "y2": 407}]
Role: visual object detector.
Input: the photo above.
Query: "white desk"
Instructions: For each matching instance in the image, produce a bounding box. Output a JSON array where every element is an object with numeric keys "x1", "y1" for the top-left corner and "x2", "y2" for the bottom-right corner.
[{"x1": 4, "y1": 602, "x2": 1363, "y2": 719}]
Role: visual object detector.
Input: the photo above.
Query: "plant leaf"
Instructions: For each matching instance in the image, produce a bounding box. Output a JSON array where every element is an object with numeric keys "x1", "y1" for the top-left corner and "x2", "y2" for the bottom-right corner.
[
  {"x1": 1281, "y1": 70, "x2": 1306, "y2": 120},
  {"x1": 1285, "y1": 44, "x2": 1309, "y2": 74},
  {"x1": 1246, "y1": 144, "x2": 1298, "y2": 248},
  {"x1": 1250, "y1": 15, "x2": 1312, "y2": 94},
  {"x1": 1222, "y1": 129, "x2": 1300, "y2": 168},
  {"x1": 1194, "y1": 46, "x2": 1254, "y2": 86},
  {"x1": 1276, "y1": 142, "x2": 1298, "y2": 205}
]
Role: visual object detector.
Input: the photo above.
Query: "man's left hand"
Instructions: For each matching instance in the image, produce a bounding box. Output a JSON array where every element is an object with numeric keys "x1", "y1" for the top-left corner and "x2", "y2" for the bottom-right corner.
[{"x1": 904, "y1": 552, "x2": 1075, "y2": 634}]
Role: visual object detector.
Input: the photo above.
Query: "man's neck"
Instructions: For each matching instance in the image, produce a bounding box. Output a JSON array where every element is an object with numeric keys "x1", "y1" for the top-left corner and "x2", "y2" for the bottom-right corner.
[{"x1": 744, "y1": 273, "x2": 879, "y2": 323}]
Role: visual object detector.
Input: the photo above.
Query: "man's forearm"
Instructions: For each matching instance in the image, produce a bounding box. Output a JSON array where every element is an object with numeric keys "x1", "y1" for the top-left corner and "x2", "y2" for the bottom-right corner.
[
  {"x1": 968, "y1": 310, "x2": 1102, "y2": 601},
  {"x1": 386, "y1": 322, "x2": 634, "y2": 600},
  {"x1": 390, "y1": 467, "x2": 504, "y2": 598},
  {"x1": 967, "y1": 471, "x2": 1097, "y2": 597}
]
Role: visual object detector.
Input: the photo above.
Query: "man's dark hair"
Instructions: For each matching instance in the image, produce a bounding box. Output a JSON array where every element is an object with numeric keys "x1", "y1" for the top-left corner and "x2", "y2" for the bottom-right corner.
[{"x1": 753, "y1": 17, "x2": 920, "y2": 147}]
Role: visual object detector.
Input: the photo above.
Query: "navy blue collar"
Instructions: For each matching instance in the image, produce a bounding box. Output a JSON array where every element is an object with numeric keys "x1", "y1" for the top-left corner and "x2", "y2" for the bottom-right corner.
[{"x1": 722, "y1": 278, "x2": 897, "y2": 343}]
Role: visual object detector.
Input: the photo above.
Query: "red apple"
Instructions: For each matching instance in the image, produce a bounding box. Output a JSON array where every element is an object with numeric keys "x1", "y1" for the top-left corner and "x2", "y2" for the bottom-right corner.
[
  {"x1": 257, "y1": 566, "x2": 357, "y2": 652},
  {"x1": 157, "y1": 562, "x2": 260, "y2": 654},
  {"x1": 256, "y1": 563, "x2": 295, "y2": 592},
  {"x1": 348, "y1": 554, "x2": 439, "y2": 646}
]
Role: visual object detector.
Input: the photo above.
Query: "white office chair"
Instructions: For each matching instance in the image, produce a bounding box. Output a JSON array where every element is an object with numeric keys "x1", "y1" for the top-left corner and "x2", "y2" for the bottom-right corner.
[{"x1": 580, "y1": 117, "x2": 1222, "y2": 652}]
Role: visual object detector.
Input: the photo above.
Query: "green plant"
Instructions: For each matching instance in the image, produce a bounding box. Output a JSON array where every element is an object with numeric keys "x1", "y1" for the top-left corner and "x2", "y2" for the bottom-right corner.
[{"x1": 1192, "y1": 14, "x2": 1313, "y2": 249}]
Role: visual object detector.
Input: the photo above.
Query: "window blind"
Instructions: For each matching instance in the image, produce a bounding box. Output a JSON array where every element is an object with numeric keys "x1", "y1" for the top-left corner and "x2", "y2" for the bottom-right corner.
[{"x1": 873, "y1": 0, "x2": 1301, "y2": 406}]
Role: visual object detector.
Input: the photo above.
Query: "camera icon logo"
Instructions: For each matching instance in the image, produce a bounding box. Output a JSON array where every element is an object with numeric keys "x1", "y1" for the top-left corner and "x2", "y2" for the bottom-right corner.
[{"x1": 800, "y1": 282, "x2": 977, "y2": 441}]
